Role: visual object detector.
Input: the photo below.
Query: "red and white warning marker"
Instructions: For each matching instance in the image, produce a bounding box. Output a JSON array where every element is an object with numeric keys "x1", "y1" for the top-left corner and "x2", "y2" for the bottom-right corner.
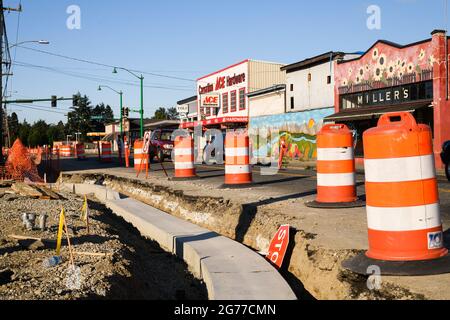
[{"x1": 266, "y1": 225, "x2": 290, "y2": 269}]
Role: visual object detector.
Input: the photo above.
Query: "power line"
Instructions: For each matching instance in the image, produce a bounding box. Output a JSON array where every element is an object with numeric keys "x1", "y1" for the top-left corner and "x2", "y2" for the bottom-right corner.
[
  {"x1": 13, "y1": 60, "x2": 193, "y2": 88},
  {"x1": 12, "y1": 61, "x2": 194, "y2": 92},
  {"x1": 9, "y1": 103, "x2": 68, "y2": 115},
  {"x1": 17, "y1": 45, "x2": 197, "y2": 82}
]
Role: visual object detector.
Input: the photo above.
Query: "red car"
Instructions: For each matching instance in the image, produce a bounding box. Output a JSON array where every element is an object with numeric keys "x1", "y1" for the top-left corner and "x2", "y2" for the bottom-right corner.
[{"x1": 149, "y1": 128, "x2": 174, "y2": 162}]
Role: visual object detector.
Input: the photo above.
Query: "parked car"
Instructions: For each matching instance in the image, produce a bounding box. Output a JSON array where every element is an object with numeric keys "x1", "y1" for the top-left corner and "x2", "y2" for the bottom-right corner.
[
  {"x1": 440, "y1": 140, "x2": 450, "y2": 181},
  {"x1": 149, "y1": 128, "x2": 174, "y2": 162}
]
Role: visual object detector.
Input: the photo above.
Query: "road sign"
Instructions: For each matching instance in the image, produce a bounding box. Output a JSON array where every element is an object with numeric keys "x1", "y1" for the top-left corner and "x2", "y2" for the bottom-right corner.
[
  {"x1": 176, "y1": 105, "x2": 189, "y2": 114},
  {"x1": 266, "y1": 225, "x2": 290, "y2": 269},
  {"x1": 142, "y1": 130, "x2": 151, "y2": 153}
]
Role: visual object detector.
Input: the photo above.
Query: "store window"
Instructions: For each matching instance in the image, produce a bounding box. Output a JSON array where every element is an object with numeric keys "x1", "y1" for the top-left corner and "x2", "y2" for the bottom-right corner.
[
  {"x1": 222, "y1": 93, "x2": 228, "y2": 114},
  {"x1": 290, "y1": 96, "x2": 294, "y2": 110},
  {"x1": 308, "y1": 73, "x2": 312, "y2": 82},
  {"x1": 230, "y1": 90, "x2": 237, "y2": 112},
  {"x1": 290, "y1": 84, "x2": 294, "y2": 91},
  {"x1": 239, "y1": 88, "x2": 246, "y2": 110},
  {"x1": 327, "y1": 75, "x2": 331, "y2": 84},
  {"x1": 205, "y1": 106, "x2": 211, "y2": 116}
]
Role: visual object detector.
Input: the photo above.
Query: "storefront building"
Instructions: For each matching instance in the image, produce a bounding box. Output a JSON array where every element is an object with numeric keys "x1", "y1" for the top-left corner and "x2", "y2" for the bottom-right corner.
[
  {"x1": 328, "y1": 30, "x2": 450, "y2": 168},
  {"x1": 180, "y1": 59, "x2": 285, "y2": 131},
  {"x1": 249, "y1": 51, "x2": 360, "y2": 163}
]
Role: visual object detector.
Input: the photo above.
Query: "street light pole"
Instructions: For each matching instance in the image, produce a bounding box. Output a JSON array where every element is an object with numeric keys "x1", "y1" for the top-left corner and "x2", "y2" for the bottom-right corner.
[
  {"x1": 8, "y1": 40, "x2": 49, "y2": 50},
  {"x1": 66, "y1": 135, "x2": 72, "y2": 146},
  {"x1": 119, "y1": 90, "x2": 123, "y2": 135},
  {"x1": 98, "y1": 85, "x2": 123, "y2": 138},
  {"x1": 113, "y1": 67, "x2": 144, "y2": 138},
  {"x1": 140, "y1": 75, "x2": 144, "y2": 138}
]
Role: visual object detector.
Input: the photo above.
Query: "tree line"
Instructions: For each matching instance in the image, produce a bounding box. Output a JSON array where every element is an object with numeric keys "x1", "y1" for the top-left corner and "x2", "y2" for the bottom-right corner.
[
  {"x1": 7, "y1": 93, "x2": 180, "y2": 148},
  {"x1": 7, "y1": 93, "x2": 114, "y2": 147}
]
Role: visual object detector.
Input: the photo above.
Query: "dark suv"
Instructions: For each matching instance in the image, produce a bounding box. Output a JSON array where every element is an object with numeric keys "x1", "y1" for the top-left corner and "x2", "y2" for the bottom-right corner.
[
  {"x1": 440, "y1": 140, "x2": 450, "y2": 181},
  {"x1": 149, "y1": 128, "x2": 174, "y2": 162}
]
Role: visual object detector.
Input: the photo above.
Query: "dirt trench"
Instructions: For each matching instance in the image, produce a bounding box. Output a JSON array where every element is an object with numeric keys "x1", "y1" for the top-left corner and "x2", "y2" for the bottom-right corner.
[
  {"x1": 63, "y1": 173, "x2": 425, "y2": 300},
  {"x1": 0, "y1": 187, "x2": 207, "y2": 300}
]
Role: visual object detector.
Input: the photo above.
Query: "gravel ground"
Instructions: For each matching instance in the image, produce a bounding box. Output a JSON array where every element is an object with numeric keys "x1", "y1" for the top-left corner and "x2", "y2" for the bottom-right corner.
[{"x1": 0, "y1": 185, "x2": 207, "y2": 300}]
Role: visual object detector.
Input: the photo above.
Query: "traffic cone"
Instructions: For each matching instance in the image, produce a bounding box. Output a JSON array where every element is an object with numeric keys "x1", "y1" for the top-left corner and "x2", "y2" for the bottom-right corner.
[
  {"x1": 306, "y1": 124, "x2": 364, "y2": 208},
  {"x1": 343, "y1": 112, "x2": 450, "y2": 276},
  {"x1": 222, "y1": 130, "x2": 253, "y2": 188},
  {"x1": 171, "y1": 135, "x2": 197, "y2": 181}
]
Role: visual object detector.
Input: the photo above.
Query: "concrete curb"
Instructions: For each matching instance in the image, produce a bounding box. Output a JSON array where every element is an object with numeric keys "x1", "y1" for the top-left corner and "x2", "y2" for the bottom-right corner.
[{"x1": 62, "y1": 183, "x2": 297, "y2": 300}]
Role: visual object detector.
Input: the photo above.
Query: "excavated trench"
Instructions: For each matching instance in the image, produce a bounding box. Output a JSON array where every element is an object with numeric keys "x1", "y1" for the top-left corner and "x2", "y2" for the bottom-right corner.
[{"x1": 62, "y1": 173, "x2": 426, "y2": 300}]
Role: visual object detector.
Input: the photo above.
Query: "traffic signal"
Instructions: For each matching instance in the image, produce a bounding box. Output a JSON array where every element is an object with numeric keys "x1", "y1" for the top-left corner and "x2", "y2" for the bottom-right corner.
[
  {"x1": 51, "y1": 95, "x2": 57, "y2": 108},
  {"x1": 123, "y1": 107, "x2": 129, "y2": 118},
  {"x1": 72, "y1": 95, "x2": 79, "y2": 107}
]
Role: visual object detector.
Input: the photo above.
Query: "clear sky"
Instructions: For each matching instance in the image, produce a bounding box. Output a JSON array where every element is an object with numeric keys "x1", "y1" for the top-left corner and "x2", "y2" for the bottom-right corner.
[{"x1": 3, "y1": 0, "x2": 448, "y2": 124}]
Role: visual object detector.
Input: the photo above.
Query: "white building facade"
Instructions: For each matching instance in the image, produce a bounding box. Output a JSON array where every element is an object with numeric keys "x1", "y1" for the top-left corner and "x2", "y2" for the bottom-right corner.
[{"x1": 180, "y1": 59, "x2": 285, "y2": 131}]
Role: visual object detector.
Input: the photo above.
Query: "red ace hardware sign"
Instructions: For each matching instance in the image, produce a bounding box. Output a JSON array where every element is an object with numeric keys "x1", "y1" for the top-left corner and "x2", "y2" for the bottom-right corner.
[
  {"x1": 266, "y1": 225, "x2": 290, "y2": 269},
  {"x1": 201, "y1": 94, "x2": 220, "y2": 107}
]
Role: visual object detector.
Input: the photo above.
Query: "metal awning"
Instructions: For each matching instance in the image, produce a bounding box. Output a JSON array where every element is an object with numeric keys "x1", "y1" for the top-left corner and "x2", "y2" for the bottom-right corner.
[{"x1": 325, "y1": 100, "x2": 433, "y2": 122}]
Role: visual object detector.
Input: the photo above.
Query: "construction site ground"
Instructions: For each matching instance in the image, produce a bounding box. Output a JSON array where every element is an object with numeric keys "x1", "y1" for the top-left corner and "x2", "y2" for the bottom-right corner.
[
  {"x1": 0, "y1": 182, "x2": 207, "y2": 300},
  {"x1": 60, "y1": 156, "x2": 450, "y2": 300}
]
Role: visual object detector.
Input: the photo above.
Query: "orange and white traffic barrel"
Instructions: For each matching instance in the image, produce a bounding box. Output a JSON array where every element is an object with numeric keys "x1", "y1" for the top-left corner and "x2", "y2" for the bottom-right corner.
[
  {"x1": 363, "y1": 112, "x2": 447, "y2": 262},
  {"x1": 173, "y1": 135, "x2": 196, "y2": 180},
  {"x1": 60, "y1": 145, "x2": 72, "y2": 158},
  {"x1": 317, "y1": 124, "x2": 356, "y2": 203},
  {"x1": 100, "y1": 142, "x2": 112, "y2": 162},
  {"x1": 224, "y1": 131, "x2": 252, "y2": 186},
  {"x1": 342, "y1": 112, "x2": 450, "y2": 276},
  {"x1": 133, "y1": 139, "x2": 144, "y2": 172},
  {"x1": 76, "y1": 143, "x2": 86, "y2": 160},
  {"x1": 306, "y1": 124, "x2": 363, "y2": 208}
]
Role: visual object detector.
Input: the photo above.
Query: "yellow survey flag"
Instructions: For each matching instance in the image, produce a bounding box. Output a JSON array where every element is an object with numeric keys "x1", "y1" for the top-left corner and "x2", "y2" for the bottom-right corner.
[
  {"x1": 56, "y1": 208, "x2": 65, "y2": 256},
  {"x1": 80, "y1": 195, "x2": 88, "y2": 222}
]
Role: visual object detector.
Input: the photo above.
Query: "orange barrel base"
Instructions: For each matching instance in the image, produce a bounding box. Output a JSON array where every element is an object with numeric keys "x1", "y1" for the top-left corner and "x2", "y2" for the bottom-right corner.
[
  {"x1": 224, "y1": 171, "x2": 252, "y2": 185},
  {"x1": 316, "y1": 186, "x2": 356, "y2": 203},
  {"x1": 367, "y1": 227, "x2": 448, "y2": 261}
]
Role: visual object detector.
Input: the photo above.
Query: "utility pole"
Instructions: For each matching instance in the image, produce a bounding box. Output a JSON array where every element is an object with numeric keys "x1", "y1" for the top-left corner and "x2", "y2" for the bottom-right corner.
[
  {"x1": 0, "y1": 0, "x2": 4, "y2": 165},
  {"x1": 0, "y1": 1, "x2": 21, "y2": 165}
]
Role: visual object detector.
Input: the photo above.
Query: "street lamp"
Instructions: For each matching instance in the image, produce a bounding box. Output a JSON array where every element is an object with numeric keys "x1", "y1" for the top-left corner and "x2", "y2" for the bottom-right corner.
[
  {"x1": 97, "y1": 85, "x2": 124, "y2": 136},
  {"x1": 75, "y1": 132, "x2": 82, "y2": 144},
  {"x1": 9, "y1": 40, "x2": 50, "y2": 49},
  {"x1": 66, "y1": 135, "x2": 72, "y2": 146},
  {"x1": 113, "y1": 67, "x2": 144, "y2": 138}
]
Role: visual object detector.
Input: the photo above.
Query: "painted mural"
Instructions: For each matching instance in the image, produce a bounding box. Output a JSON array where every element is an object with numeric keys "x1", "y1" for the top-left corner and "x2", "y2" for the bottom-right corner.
[
  {"x1": 249, "y1": 108, "x2": 335, "y2": 162},
  {"x1": 335, "y1": 40, "x2": 436, "y2": 87}
]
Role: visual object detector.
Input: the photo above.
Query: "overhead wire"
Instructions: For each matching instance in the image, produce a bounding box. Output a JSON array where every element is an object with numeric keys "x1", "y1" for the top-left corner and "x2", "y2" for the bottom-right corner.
[
  {"x1": 12, "y1": 61, "x2": 194, "y2": 91},
  {"x1": 16, "y1": 45, "x2": 197, "y2": 82}
]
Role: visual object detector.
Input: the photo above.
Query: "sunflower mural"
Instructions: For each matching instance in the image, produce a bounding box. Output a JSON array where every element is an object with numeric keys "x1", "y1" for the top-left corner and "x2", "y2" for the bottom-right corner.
[{"x1": 337, "y1": 41, "x2": 435, "y2": 87}]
